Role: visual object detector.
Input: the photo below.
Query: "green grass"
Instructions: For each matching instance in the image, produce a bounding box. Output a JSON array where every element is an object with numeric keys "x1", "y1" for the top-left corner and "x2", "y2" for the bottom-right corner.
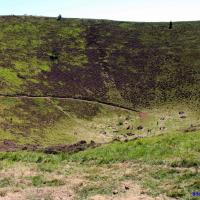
[
  {"x1": 0, "y1": 16, "x2": 200, "y2": 199},
  {"x1": 0, "y1": 130, "x2": 199, "y2": 166},
  {"x1": 69, "y1": 131, "x2": 200, "y2": 165},
  {"x1": 0, "y1": 178, "x2": 12, "y2": 188},
  {"x1": 77, "y1": 183, "x2": 115, "y2": 200},
  {"x1": 0, "y1": 151, "x2": 68, "y2": 164},
  {"x1": 0, "y1": 130, "x2": 199, "y2": 199},
  {"x1": 1, "y1": 95, "x2": 199, "y2": 147},
  {"x1": 27, "y1": 175, "x2": 64, "y2": 187},
  {"x1": 0, "y1": 17, "x2": 199, "y2": 108},
  {"x1": 0, "y1": 97, "x2": 136, "y2": 146},
  {"x1": 37, "y1": 163, "x2": 59, "y2": 173},
  {"x1": 0, "y1": 68, "x2": 22, "y2": 90},
  {"x1": 143, "y1": 169, "x2": 200, "y2": 199},
  {"x1": 0, "y1": 16, "x2": 200, "y2": 147}
]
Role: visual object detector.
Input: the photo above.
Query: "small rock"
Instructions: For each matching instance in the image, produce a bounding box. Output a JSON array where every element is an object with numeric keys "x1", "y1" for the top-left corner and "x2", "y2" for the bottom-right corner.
[
  {"x1": 183, "y1": 126, "x2": 197, "y2": 133},
  {"x1": 113, "y1": 190, "x2": 118, "y2": 195},
  {"x1": 140, "y1": 190, "x2": 146, "y2": 194},
  {"x1": 79, "y1": 140, "x2": 87, "y2": 145},
  {"x1": 124, "y1": 121, "x2": 129, "y2": 125},
  {"x1": 90, "y1": 140, "x2": 96, "y2": 145},
  {"x1": 78, "y1": 182, "x2": 84, "y2": 187},
  {"x1": 118, "y1": 121, "x2": 123, "y2": 126},
  {"x1": 100, "y1": 131, "x2": 107, "y2": 135},
  {"x1": 126, "y1": 132, "x2": 135, "y2": 136},
  {"x1": 112, "y1": 137, "x2": 121, "y2": 142},
  {"x1": 125, "y1": 185, "x2": 130, "y2": 190},
  {"x1": 180, "y1": 115, "x2": 186, "y2": 119},
  {"x1": 126, "y1": 125, "x2": 133, "y2": 130},
  {"x1": 179, "y1": 111, "x2": 185, "y2": 115},
  {"x1": 125, "y1": 116, "x2": 130, "y2": 120},
  {"x1": 137, "y1": 125, "x2": 143, "y2": 130},
  {"x1": 160, "y1": 117, "x2": 165, "y2": 120}
]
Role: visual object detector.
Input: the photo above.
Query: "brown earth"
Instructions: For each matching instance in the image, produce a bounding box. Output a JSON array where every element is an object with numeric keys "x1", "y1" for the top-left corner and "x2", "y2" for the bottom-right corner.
[
  {"x1": 0, "y1": 181, "x2": 175, "y2": 200},
  {"x1": 0, "y1": 140, "x2": 99, "y2": 154}
]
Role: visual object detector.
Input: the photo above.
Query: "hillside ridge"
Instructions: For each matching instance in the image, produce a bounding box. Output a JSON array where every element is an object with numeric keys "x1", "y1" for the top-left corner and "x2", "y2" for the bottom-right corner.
[{"x1": 0, "y1": 16, "x2": 199, "y2": 109}]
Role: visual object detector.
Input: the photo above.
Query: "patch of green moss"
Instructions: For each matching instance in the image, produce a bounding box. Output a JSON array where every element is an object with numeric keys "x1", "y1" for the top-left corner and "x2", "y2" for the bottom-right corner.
[{"x1": 0, "y1": 68, "x2": 22, "y2": 90}]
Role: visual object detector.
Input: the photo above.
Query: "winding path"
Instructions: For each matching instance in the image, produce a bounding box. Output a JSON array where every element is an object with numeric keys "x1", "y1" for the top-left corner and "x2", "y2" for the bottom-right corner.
[{"x1": 0, "y1": 94, "x2": 140, "y2": 113}]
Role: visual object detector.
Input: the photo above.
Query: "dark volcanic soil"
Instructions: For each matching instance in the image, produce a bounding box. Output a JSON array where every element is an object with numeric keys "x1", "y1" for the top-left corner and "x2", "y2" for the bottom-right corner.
[{"x1": 0, "y1": 140, "x2": 98, "y2": 154}]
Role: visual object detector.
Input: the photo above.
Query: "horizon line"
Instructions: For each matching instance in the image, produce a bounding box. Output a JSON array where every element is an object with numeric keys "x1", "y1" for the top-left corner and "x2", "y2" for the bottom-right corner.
[{"x1": 0, "y1": 14, "x2": 199, "y2": 23}]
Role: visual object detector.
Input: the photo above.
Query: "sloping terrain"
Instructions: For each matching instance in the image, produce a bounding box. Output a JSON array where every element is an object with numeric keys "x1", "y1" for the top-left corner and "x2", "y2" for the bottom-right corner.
[
  {"x1": 0, "y1": 96, "x2": 199, "y2": 147},
  {"x1": 0, "y1": 130, "x2": 199, "y2": 199},
  {"x1": 0, "y1": 96, "x2": 137, "y2": 146},
  {"x1": 0, "y1": 16, "x2": 200, "y2": 200},
  {"x1": 0, "y1": 16, "x2": 200, "y2": 108},
  {"x1": 0, "y1": 16, "x2": 200, "y2": 145}
]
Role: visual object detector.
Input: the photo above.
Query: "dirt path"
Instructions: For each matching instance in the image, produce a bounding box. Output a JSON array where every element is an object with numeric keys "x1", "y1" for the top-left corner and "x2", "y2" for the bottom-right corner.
[{"x1": 0, "y1": 94, "x2": 139, "y2": 113}]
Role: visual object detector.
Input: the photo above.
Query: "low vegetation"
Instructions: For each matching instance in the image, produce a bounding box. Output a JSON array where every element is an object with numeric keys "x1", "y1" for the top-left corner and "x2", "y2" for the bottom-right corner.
[
  {"x1": 0, "y1": 129, "x2": 199, "y2": 199},
  {"x1": 0, "y1": 16, "x2": 199, "y2": 109},
  {"x1": 0, "y1": 16, "x2": 199, "y2": 199}
]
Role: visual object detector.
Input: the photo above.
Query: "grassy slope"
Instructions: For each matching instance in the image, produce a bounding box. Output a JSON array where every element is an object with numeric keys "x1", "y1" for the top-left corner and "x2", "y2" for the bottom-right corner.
[
  {"x1": 0, "y1": 16, "x2": 200, "y2": 145},
  {"x1": 0, "y1": 96, "x2": 199, "y2": 146},
  {"x1": 0, "y1": 130, "x2": 199, "y2": 199},
  {"x1": 0, "y1": 97, "x2": 137, "y2": 146},
  {"x1": 0, "y1": 16, "x2": 199, "y2": 199},
  {"x1": 0, "y1": 16, "x2": 199, "y2": 108}
]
